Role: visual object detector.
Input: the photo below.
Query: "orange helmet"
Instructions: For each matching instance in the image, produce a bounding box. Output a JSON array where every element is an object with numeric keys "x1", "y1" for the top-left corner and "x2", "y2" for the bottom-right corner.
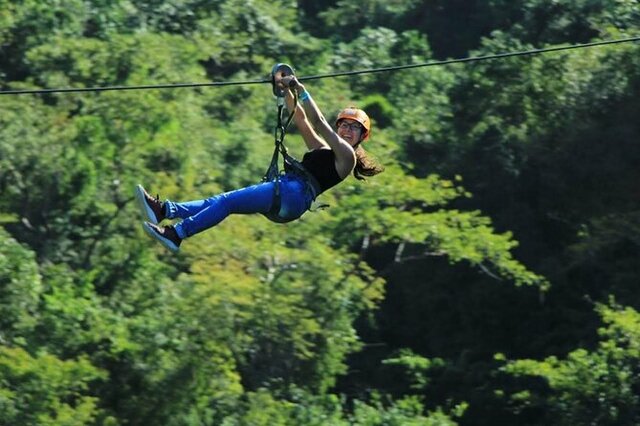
[{"x1": 336, "y1": 107, "x2": 371, "y2": 141}]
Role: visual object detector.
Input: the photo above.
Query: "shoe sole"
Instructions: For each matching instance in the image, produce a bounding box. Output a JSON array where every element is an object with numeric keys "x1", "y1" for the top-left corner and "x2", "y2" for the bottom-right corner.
[
  {"x1": 135, "y1": 184, "x2": 159, "y2": 224},
  {"x1": 142, "y1": 222, "x2": 180, "y2": 253}
]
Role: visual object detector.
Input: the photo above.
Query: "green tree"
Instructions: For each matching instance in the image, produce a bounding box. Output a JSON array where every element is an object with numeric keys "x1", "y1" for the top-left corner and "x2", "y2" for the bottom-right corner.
[
  {"x1": 0, "y1": 228, "x2": 42, "y2": 344},
  {"x1": 0, "y1": 346, "x2": 106, "y2": 426},
  {"x1": 500, "y1": 301, "x2": 640, "y2": 425}
]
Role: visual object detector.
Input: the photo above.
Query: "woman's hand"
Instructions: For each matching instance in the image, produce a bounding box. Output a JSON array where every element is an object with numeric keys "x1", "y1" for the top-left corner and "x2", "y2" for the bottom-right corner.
[{"x1": 280, "y1": 76, "x2": 305, "y2": 95}]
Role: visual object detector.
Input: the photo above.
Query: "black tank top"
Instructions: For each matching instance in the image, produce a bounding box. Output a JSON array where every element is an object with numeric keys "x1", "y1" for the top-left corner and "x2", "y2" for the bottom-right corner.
[{"x1": 301, "y1": 149, "x2": 343, "y2": 193}]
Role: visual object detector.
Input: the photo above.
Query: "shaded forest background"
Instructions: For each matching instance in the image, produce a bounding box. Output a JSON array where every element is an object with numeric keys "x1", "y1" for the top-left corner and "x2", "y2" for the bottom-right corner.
[{"x1": 1, "y1": 0, "x2": 639, "y2": 424}]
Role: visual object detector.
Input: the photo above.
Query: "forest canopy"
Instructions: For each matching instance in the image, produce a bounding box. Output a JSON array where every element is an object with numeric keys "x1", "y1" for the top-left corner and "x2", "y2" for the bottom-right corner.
[{"x1": 1, "y1": 1, "x2": 639, "y2": 425}]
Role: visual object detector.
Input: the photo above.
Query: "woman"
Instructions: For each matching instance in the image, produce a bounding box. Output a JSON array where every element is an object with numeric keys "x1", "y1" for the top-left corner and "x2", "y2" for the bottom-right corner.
[{"x1": 137, "y1": 75, "x2": 383, "y2": 252}]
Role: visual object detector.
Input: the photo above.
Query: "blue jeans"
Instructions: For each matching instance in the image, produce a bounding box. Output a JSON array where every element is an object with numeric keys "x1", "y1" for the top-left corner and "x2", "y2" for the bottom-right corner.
[{"x1": 167, "y1": 174, "x2": 314, "y2": 239}]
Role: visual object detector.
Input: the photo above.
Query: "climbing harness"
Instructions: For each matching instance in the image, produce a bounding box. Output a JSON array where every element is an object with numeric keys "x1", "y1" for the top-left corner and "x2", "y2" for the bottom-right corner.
[{"x1": 262, "y1": 64, "x2": 323, "y2": 223}]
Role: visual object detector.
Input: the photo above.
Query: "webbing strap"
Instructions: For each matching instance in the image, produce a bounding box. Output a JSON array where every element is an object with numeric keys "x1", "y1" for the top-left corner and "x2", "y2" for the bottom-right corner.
[{"x1": 262, "y1": 93, "x2": 298, "y2": 222}]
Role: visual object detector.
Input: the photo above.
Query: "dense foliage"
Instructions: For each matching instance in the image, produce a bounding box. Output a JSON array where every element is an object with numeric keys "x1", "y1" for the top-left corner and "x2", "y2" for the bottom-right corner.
[{"x1": 1, "y1": 1, "x2": 639, "y2": 424}]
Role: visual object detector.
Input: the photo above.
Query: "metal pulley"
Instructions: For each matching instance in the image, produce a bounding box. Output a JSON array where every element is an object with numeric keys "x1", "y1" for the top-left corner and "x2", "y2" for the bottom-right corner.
[{"x1": 270, "y1": 63, "x2": 295, "y2": 98}]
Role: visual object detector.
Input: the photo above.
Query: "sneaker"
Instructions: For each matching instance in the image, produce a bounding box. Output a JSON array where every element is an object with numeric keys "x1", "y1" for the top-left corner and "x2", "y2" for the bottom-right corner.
[
  {"x1": 135, "y1": 184, "x2": 165, "y2": 224},
  {"x1": 142, "y1": 222, "x2": 182, "y2": 252}
]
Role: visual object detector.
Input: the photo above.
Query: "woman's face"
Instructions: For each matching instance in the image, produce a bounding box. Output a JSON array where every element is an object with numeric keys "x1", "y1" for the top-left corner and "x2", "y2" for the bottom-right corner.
[{"x1": 337, "y1": 119, "x2": 363, "y2": 146}]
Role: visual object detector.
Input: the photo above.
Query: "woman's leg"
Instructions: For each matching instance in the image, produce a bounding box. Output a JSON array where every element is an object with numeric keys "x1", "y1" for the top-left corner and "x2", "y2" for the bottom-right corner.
[
  {"x1": 158, "y1": 174, "x2": 312, "y2": 241},
  {"x1": 169, "y1": 181, "x2": 277, "y2": 239},
  {"x1": 271, "y1": 174, "x2": 314, "y2": 221}
]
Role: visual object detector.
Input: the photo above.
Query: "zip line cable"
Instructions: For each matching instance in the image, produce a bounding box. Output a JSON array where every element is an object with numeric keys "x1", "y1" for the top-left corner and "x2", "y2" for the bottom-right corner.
[
  {"x1": 1, "y1": 35, "x2": 639, "y2": 96},
  {"x1": 0, "y1": 78, "x2": 269, "y2": 95},
  {"x1": 299, "y1": 35, "x2": 640, "y2": 82}
]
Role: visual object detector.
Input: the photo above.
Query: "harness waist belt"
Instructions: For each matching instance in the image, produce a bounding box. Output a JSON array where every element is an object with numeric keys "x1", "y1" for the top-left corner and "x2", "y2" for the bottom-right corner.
[{"x1": 284, "y1": 157, "x2": 322, "y2": 199}]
